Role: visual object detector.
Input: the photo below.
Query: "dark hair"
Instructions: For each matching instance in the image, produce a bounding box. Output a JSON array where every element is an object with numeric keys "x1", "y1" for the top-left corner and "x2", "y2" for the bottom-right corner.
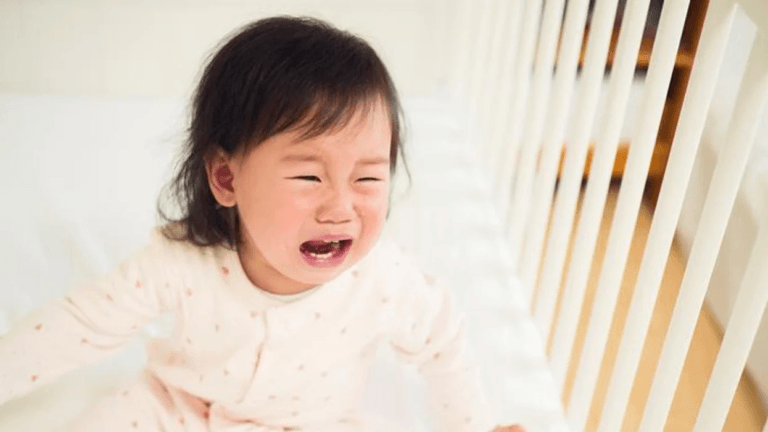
[{"x1": 157, "y1": 16, "x2": 407, "y2": 249}]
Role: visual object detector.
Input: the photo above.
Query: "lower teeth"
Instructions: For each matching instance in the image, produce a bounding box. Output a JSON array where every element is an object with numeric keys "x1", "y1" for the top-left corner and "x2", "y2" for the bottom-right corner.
[
  {"x1": 304, "y1": 240, "x2": 346, "y2": 260},
  {"x1": 309, "y1": 251, "x2": 334, "y2": 259}
]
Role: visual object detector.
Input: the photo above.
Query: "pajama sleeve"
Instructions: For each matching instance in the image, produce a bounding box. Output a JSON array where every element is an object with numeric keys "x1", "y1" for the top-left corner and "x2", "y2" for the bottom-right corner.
[
  {"x1": 0, "y1": 230, "x2": 181, "y2": 406},
  {"x1": 388, "y1": 257, "x2": 497, "y2": 432}
]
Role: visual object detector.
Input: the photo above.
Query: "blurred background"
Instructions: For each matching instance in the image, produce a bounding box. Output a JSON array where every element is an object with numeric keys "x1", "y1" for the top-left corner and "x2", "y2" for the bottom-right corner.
[{"x1": 0, "y1": 0, "x2": 458, "y2": 98}]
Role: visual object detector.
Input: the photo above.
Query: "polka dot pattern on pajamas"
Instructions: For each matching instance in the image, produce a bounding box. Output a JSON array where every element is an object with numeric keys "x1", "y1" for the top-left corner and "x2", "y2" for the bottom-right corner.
[{"x1": 0, "y1": 230, "x2": 495, "y2": 432}]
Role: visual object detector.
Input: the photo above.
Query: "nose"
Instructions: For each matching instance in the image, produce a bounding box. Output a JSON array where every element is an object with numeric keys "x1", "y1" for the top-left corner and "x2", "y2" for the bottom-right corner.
[{"x1": 316, "y1": 184, "x2": 355, "y2": 224}]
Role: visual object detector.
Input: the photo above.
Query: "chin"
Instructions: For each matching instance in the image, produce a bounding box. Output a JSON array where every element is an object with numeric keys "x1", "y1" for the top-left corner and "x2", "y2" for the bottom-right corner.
[{"x1": 291, "y1": 268, "x2": 346, "y2": 286}]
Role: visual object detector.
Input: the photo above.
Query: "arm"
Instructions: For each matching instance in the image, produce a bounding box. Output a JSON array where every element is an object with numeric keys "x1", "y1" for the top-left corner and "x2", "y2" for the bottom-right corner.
[
  {"x1": 388, "y1": 258, "x2": 497, "y2": 432},
  {"x1": 0, "y1": 230, "x2": 180, "y2": 406}
]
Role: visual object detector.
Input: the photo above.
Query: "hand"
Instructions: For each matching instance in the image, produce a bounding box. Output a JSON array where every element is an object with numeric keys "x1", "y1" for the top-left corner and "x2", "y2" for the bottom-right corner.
[{"x1": 492, "y1": 425, "x2": 526, "y2": 432}]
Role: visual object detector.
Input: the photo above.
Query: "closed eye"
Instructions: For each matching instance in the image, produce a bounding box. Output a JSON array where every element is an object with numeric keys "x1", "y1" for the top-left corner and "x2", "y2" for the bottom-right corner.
[
  {"x1": 292, "y1": 176, "x2": 321, "y2": 182},
  {"x1": 357, "y1": 177, "x2": 382, "y2": 182}
]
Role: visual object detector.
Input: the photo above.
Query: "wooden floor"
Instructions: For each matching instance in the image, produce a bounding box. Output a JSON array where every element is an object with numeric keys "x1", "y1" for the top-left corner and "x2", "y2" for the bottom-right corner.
[{"x1": 536, "y1": 183, "x2": 767, "y2": 432}]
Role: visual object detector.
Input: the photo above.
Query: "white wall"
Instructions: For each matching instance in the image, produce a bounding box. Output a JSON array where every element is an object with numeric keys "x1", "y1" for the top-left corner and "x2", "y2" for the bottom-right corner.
[
  {"x1": 676, "y1": 7, "x2": 768, "y2": 406},
  {"x1": 0, "y1": 0, "x2": 459, "y2": 99}
]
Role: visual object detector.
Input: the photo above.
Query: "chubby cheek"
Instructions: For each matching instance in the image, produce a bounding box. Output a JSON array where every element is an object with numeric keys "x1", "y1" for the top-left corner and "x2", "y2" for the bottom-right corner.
[
  {"x1": 238, "y1": 184, "x2": 308, "y2": 245},
  {"x1": 267, "y1": 195, "x2": 316, "y2": 239},
  {"x1": 356, "y1": 193, "x2": 389, "y2": 247}
]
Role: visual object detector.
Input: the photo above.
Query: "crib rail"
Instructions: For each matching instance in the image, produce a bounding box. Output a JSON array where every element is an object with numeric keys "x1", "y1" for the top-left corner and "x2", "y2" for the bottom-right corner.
[{"x1": 455, "y1": 0, "x2": 768, "y2": 430}]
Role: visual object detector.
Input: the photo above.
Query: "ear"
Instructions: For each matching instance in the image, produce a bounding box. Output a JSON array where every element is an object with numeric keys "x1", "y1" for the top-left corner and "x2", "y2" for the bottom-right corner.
[{"x1": 206, "y1": 148, "x2": 237, "y2": 208}]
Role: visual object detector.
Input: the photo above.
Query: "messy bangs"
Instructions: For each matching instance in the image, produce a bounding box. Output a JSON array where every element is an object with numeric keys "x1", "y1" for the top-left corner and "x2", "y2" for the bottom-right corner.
[{"x1": 267, "y1": 92, "x2": 400, "y2": 171}]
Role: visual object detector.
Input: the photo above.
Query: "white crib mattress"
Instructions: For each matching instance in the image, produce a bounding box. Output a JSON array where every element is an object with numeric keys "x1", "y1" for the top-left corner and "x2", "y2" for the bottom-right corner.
[{"x1": 0, "y1": 94, "x2": 568, "y2": 432}]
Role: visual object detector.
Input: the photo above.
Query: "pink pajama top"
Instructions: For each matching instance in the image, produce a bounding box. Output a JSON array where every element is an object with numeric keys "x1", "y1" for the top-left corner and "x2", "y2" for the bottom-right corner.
[{"x1": 0, "y1": 229, "x2": 494, "y2": 431}]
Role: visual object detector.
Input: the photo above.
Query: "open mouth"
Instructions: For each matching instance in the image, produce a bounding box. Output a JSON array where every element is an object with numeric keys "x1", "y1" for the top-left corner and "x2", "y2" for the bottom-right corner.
[{"x1": 299, "y1": 239, "x2": 353, "y2": 267}]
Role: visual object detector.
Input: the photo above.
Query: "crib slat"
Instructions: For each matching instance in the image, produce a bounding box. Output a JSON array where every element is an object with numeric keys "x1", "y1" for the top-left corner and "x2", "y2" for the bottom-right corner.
[
  {"x1": 480, "y1": 0, "x2": 519, "y2": 177},
  {"x1": 495, "y1": 0, "x2": 542, "y2": 222},
  {"x1": 506, "y1": 0, "x2": 567, "y2": 271},
  {"x1": 467, "y1": 0, "x2": 496, "y2": 132},
  {"x1": 694, "y1": 197, "x2": 768, "y2": 432},
  {"x1": 524, "y1": 0, "x2": 592, "y2": 334},
  {"x1": 451, "y1": 0, "x2": 476, "y2": 108},
  {"x1": 546, "y1": 0, "x2": 623, "y2": 390},
  {"x1": 488, "y1": 0, "x2": 524, "y2": 188},
  {"x1": 566, "y1": 0, "x2": 692, "y2": 429},
  {"x1": 548, "y1": 0, "x2": 654, "y2": 397},
  {"x1": 638, "y1": 21, "x2": 767, "y2": 432},
  {"x1": 479, "y1": 0, "x2": 514, "y2": 174},
  {"x1": 596, "y1": 1, "x2": 738, "y2": 430},
  {"x1": 738, "y1": 0, "x2": 768, "y2": 40}
]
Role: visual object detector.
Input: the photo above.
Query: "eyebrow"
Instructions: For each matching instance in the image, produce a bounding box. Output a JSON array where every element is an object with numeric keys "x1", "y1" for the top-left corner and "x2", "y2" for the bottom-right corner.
[
  {"x1": 280, "y1": 154, "x2": 321, "y2": 163},
  {"x1": 280, "y1": 154, "x2": 390, "y2": 166},
  {"x1": 357, "y1": 156, "x2": 390, "y2": 166}
]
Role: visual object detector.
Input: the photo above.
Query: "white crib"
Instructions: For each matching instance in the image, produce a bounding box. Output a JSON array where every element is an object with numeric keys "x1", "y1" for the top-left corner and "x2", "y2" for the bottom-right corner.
[
  {"x1": 1, "y1": 0, "x2": 767, "y2": 431},
  {"x1": 454, "y1": 0, "x2": 768, "y2": 430}
]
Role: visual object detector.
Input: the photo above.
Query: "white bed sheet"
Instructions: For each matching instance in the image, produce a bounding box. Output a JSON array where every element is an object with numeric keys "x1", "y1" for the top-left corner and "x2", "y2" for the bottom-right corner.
[{"x1": 0, "y1": 94, "x2": 568, "y2": 431}]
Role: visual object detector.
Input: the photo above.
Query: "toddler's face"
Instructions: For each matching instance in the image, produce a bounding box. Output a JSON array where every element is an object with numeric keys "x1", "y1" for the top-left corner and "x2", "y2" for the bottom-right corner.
[{"x1": 226, "y1": 101, "x2": 392, "y2": 293}]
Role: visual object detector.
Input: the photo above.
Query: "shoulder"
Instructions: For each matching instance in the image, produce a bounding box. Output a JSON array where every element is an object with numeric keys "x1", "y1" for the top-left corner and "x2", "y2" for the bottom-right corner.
[
  {"x1": 355, "y1": 232, "x2": 438, "y2": 296},
  {"x1": 362, "y1": 236, "x2": 459, "y2": 341},
  {"x1": 143, "y1": 224, "x2": 231, "y2": 274},
  {"x1": 354, "y1": 232, "x2": 410, "y2": 276},
  {"x1": 149, "y1": 224, "x2": 199, "y2": 259}
]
